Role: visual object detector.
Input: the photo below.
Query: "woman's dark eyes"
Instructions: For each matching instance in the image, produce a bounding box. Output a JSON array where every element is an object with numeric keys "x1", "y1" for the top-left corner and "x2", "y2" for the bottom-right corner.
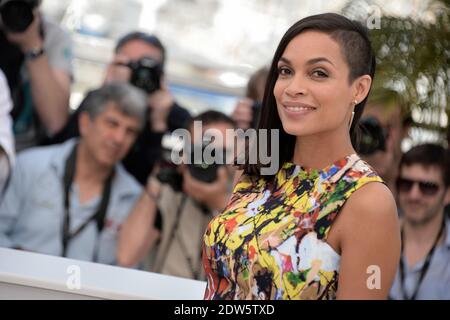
[
  {"x1": 312, "y1": 70, "x2": 328, "y2": 78},
  {"x1": 277, "y1": 67, "x2": 291, "y2": 75},
  {"x1": 277, "y1": 67, "x2": 328, "y2": 78}
]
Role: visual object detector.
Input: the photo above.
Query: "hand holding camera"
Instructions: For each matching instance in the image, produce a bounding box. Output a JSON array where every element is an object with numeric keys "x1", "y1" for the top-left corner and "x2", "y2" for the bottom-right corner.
[
  {"x1": 154, "y1": 158, "x2": 230, "y2": 212},
  {"x1": 108, "y1": 55, "x2": 173, "y2": 132},
  {"x1": 109, "y1": 55, "x2": 162, "y2": 93},
  {"x1": 155, "y1": 133, "x2": 233, "y2": 212},
  {"x1": 127, "y1": 57, "x2": 172, "y2": 132},
  {"x1": 231, "y1": 98, "x2": 261, "y2": 130},
  {"x1": 181, "y1": 165, "x2": 230, "y2": 212},
  {"x1": 1, "y1": 0, "x2": 43, "y2": 51},
  {"x1": 231, "y1": 98, "x2": 254, "y2": 130}
]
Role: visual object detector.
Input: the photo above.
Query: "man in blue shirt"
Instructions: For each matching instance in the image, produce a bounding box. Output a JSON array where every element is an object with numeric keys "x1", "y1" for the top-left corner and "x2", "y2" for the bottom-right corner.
[
  {"x1": 0, "y1": 82, "x2": 146, "y2": 265},
  {"x1": 390, "y1": 143, "x2": 450, "y2": 299}
]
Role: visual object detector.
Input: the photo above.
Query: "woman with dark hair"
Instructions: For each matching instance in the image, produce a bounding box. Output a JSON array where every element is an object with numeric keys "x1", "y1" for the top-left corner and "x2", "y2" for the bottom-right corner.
[{"x1": 202, "y1": 13, "x2": 400, "y2": 300}]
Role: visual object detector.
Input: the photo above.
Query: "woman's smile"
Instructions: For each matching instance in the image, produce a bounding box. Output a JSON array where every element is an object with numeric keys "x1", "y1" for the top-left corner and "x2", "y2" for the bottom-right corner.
[{"x1": 281, "y1": 101, "x2": 317, "y2": 117}]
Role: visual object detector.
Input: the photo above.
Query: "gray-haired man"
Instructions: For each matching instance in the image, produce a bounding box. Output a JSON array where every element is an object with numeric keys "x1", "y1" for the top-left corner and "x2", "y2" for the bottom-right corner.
[{"x1": 0, "y1": 82, "x2": 146, "y2": 265}]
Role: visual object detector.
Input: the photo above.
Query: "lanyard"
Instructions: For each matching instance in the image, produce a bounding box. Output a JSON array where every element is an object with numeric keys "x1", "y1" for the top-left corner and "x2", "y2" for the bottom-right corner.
[
  {"x1": 61, "y1": 144, "x2": 114, "y2": 261},
  {"x1": 158, "y1": 195, "x2": 204, "y2": 279},
  {"x1": 399, "y1": 217, "x2": 446, "y2": 300},
  {"x1": 158, "y1": 195, "x2": 187, "y2": 272}
]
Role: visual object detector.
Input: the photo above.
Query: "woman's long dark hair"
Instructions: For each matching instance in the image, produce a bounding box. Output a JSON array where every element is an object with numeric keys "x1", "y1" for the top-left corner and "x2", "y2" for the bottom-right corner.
[{"x1": 240, "y1": 13, "x2": 376, "y2": 179}]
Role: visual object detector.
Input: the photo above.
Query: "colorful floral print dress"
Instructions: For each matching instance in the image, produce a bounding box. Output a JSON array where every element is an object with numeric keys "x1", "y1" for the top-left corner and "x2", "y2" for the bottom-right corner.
[{"x1": 202, "y1": 154, "x2": 383, "y2": 300}]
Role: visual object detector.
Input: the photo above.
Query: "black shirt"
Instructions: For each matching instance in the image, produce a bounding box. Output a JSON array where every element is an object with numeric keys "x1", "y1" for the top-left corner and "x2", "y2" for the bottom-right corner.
[{"x1": 122, "y1": 102, "x2": 191, "y2": 185}]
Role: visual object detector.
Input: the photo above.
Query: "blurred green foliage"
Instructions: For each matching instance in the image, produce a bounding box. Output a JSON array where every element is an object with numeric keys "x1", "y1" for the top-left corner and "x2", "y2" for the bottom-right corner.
[{"x1": 341, "y1": 0, "x2": 449, "y2": 136}]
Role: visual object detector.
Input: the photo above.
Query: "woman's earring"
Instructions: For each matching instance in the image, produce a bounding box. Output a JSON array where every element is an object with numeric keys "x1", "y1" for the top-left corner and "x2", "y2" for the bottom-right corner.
[
  {"x1": 349, "y1": 111, "x2": 355, "y2": 128},
  {"x1": 349, "y1": 100, "x2": 358, "y2": 129}
]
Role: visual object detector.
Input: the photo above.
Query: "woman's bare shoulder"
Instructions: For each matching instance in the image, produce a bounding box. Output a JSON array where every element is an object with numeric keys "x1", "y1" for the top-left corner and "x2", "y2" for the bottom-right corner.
[
  {"x1": 349, "y1": 182, "x2": 396, "y2": 213},
  {"x1": 341, "y1": 181, "x2": 399, "y2": 236}
]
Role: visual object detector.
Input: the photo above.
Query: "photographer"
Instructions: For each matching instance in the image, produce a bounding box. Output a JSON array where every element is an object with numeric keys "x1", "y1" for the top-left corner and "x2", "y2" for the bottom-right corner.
[
  {"x1": 359, "y1": 87, "x2": 407, "y2": 193},
  {"x1": 0, "y1": 0, "x2": 73, "y2": 151},
  {"x1": 117, "y1": 111, "x2": 237, "y2": 280},
  {"x1": 56, "y1": 31, "x2": 191, "y2": 185},
  {"x1": 105, "y1": 32, "x2": 191, "y2": 185},
  {"x1": 0, "y1": 83, "x2": 146, "y2": 264}
]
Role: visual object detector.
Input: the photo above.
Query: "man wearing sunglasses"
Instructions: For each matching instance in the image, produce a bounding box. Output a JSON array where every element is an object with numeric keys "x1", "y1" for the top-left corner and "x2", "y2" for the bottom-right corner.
[{"x1": 389, "y1": 143, "x2": 450, "y2": 300}]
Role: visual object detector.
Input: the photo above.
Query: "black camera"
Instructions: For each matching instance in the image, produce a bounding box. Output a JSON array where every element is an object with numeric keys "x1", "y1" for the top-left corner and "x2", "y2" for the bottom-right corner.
[
  {"x1": 156, "y1": 135, "x2": 226, "y2": 192},
  {"x1": 156, "y1": 161, "x2": 183, "y2": 192},
  {"x1": 187, "y1": 137, "x2": 228, "y2": 184},
  {"x1": 358, "y1": 116, "x2": 388, "y2": 156},
  {"x1": 0, "y1": 0, "x2": 40, "y2": 33},
  {"x1": 126, "y1": 56, "x2": 162, "y2": 94}
]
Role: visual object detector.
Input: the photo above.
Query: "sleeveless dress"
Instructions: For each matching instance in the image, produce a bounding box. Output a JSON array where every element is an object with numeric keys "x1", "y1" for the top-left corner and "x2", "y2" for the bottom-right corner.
[{"x1": 202, "y1": 153, "x2": 383, "y2": 300}]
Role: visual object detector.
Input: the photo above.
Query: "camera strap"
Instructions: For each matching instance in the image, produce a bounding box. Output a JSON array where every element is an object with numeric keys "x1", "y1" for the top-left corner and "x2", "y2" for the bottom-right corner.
[
  {"x1": 173, "y1": 198, "x2": 211, "y2": 279},
  {"x1": 61, "y1": 143, "x2": 115, "y2": 261},
  {"x1": 399, "y1": 216, "x2": 446, "y2": 300},
  {"x1": 158, "y1": 194, "x2": 187, "y2": 264},
  {"x1": 158, "y1": 194, "x2": 205, "y2": 279}
]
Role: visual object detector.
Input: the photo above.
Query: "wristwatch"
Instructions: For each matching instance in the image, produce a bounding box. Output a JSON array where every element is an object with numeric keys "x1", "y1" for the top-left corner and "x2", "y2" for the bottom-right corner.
[{"x1": 24, "y1": 47, "x2": 45, "y2": 61}]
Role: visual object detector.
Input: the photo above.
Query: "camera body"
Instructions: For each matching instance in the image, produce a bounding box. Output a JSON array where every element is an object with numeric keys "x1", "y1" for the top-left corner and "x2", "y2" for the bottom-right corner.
[
  {"x1": 358, "y1": 116, "x2": 388, "y2": 156},
  {"x1": 127, "y1": 56, "x2": 162, "y2": 94},
  {"x1": 0, "y1": 0, "x2": 40, "y2": 33},
  {"x1": 156, "y1": 135, "x2": 225, "y2": 192},
  {"x1": 187, "y1": 137, "x2": 227, "y2": 184}
]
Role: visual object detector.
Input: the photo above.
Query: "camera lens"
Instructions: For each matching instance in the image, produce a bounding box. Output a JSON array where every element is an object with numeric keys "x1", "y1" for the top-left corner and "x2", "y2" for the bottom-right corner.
[
  {"x1": 129, "y1": 57, "x2": 162, "y2": 94},
  {"x1": 358, "y1": 116, "x2": 387, "y2": 156}
]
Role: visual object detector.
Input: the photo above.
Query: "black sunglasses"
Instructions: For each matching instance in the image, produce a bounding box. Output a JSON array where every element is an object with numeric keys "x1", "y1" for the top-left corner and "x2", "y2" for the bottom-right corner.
[{"x1": 396, "y1": 177, "x2": 442, "y2": 196}]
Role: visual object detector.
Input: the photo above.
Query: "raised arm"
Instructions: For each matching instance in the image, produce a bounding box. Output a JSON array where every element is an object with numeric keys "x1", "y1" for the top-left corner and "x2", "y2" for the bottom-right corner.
[
  {"x1": 117, "y1": 177, "x2": 161, "y2": 267},
  {"x1": 6, "y1": 14, "x2": 71, "y2": 134}
]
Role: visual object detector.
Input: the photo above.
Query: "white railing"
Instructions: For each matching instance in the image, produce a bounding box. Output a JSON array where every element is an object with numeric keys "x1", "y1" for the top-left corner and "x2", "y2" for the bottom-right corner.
[{"x1": 0, "y1": 248, "x2": 206, "y2": 300}]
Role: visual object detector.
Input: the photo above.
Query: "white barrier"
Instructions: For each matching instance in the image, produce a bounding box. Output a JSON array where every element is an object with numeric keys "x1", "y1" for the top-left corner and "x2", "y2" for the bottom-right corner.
[{"x1": 0, "y1": 248, "x2": 206, "y2": 300}]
